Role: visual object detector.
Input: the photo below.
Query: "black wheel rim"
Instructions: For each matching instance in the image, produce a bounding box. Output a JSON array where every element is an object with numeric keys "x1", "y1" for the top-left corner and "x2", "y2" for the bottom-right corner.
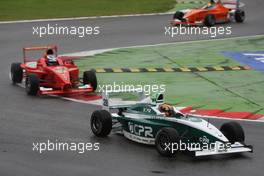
[
  {"x1": 92, "y1": 117, "x2": 102, "y2": 133},
  {"x1": 11, "y1": 71, "x2": 14, "y2": 81}
]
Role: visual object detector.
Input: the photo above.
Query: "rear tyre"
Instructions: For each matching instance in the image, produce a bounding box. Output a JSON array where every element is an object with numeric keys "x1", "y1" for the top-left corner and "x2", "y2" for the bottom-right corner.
[
  {"x1": 90, "y1": 110, "x2": 112, "y2": 137},
  {"x1": 83, "y1": 70, "x2": 97, "y2": 91},
  {"x1": 25, "y1": 74, "x2": 39, "y2": 96},
  {"x1": 204, "y1": 14, "x2": 216, "y2": 27},
  {"x1": 220, "y1": 121, "x2": 245, "y2": 144},
  {"x1": 173, "y1": 11, "x2": 184, "y2": 20},
  {"x1": 155, "y1": 127, "x2": 180, "y2": 157},
  {"x1": 10, "y1": 63, "x2": 23, "y2": 84},
  {"x1": 235, "y1": 9, "x2": 245, "y2": 23}
]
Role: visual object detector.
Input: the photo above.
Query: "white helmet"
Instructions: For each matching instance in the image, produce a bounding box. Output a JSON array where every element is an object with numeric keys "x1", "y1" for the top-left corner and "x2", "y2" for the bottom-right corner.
[{"x1": 47, "y1": 55, "x2": 57, "y2": 62}]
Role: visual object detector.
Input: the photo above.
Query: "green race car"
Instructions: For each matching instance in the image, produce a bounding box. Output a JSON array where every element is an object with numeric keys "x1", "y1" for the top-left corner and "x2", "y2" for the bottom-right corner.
[{"x1": 90, "y1": 91, "x2": 253, "y2": 157}]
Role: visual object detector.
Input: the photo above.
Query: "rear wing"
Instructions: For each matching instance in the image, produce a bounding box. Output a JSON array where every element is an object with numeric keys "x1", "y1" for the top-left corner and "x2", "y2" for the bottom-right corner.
[
  {"x1": 23, "y1": 45, "x2": 58, "y2": 63},
  {"x1": 237, "y1": 0, "x2": 240, "y2": 9},
  {"x1": 222, "y1": 0, "x2": 241, "y2": 9},
  {"x1": 101, "y1": 90, "x2": 147, "y2": 110}
]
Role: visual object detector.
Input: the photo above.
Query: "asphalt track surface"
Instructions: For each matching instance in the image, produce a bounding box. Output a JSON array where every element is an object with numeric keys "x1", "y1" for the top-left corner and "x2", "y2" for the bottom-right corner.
[{"x1": 0, "y1": 0, "x2": 264, "y2": 175}]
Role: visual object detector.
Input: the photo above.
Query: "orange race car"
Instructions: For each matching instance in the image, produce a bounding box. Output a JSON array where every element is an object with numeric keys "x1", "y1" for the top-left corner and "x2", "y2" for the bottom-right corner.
[{"x1": 171, "y1": 0, "x2": 245, "y2": 27}]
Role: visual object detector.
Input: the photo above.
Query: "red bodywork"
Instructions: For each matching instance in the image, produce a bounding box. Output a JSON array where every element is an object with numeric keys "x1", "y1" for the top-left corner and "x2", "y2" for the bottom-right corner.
[
  {"x1": 171, "y1": 1, "x2": 238, "y2": 26},
  {"x1": 21, "y1": 46, "x2": 93, "y2": 95}
]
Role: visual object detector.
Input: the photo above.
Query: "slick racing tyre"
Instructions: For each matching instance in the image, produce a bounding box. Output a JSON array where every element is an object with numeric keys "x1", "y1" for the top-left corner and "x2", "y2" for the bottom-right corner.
[
  {"x1": 83, "y1": 70, "x2": 97, "y2": 91},
  {"x1": 204, "y1": 14, "x2": 216, "y2": 27},
  {"x1": 220, "y1": 121, "x2": 245, "y2": 144},
  {"x1": 235, "y1": 9, "x2": 245, "y2": 23},
  {"x1": 91, "y1": 110, "x2": 112, "y2": 137},
  {"x1": 25, "y1": 74, "x2": 39, "y2": 96},
  {"x1": 10, "y1": 62, "x2": 23, "y2": 84},
  {"x1": 173, "y1": 11, "x2": 184, "y2": 20},
  {"x1": 155, "y1": 127, "x2": 180, "y2": 157}
]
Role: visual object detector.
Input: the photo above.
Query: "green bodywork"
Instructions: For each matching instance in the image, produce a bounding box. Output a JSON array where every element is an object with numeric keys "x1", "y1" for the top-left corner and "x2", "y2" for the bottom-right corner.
[{"x1": 112, "y1": 103, "x2": 223, "y2": 145}]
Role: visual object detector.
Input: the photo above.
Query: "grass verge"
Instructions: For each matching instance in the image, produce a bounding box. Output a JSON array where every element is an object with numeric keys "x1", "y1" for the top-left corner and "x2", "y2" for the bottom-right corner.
[
  {"x1": 76, "y1": 36, "x2": 264, "y2": 114},
  {"x1": 168, "y1": 0, "x2": 207, "y2": 12},
  {"x1": 0, "y1": 0, "x2": 175, "y2": 21}
]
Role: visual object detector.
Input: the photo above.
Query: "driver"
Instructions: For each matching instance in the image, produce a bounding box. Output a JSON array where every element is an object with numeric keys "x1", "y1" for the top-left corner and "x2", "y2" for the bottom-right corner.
[
  {"x1": 159, "y1": 103, "x2": 174, "y2": 117},
  {"x1": 45, "y1": 49, "x2": 58, "y2": 66},
  {"x1": 207, "y1": 0, "x2": 217, "y2": 7}
]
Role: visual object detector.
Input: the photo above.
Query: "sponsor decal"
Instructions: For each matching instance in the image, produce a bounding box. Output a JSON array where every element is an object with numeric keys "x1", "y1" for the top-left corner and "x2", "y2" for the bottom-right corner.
[
  {"x1": 128, "y1": 122, "x2": 154, "y2": 138},
  {"x1": 123, "y1": 131, "x2": 155, "y2": 145},
  {"x1": 199, "y1": 136, "x2": 210, "y2": 143},
  {"x1": 55, "y1": 67, "x2": 67, "y2": 74}
]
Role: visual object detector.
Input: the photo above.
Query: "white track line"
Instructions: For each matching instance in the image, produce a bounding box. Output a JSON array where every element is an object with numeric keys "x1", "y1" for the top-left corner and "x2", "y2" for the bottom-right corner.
[
  {"x1": 63, "y1": 34, "x2": 264, "y2": 57},
  {"x1": 0, "y1": 12, "x2": 173, "y2": 24},
  {"x1": 60, "y1": 97, "x2": 102, "y2": 105},
  {"x1": 63, "y1": 49, "x2": 114, "y2": 57},
  {"x1": 188, "y1": 114, "x2": 264, "y2": 123}
]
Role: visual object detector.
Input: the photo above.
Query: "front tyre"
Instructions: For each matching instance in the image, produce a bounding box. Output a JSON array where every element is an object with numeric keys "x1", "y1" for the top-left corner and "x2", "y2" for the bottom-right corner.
[
  {"x1": 83, "y1": 70, "x2": 97, "y2": 91},
  {"x1": 25, "y1": 74, "x2": 39, "y2": 96},
  {"x1": 235, "y1": 9, "x2": 245, "y2": 23},
  {"x1": 173, "y1": 11, "x2": 184, "y2": 20},
  {"x1": 10, "y1": 63, "x2": 23, "y2": 84},
  {"x1": 155, "y1": 127, "x2": 180, "y2": 157},
  {"x1": 204, "y1": 14, "x2": 216, "y2": 27},
  {"x1": 90, "y1": 110, "x2": 112, "y2": 137},
  {"x1": 220, "y1": 121, "x2": 245, "y2": 144}
]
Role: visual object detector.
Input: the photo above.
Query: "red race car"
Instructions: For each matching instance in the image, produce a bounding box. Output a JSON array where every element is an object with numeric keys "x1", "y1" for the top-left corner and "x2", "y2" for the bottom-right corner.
[
  {"x1": 171, "y1": 0, "x2": 245, "y2": 27},
  {"x1": 10, "y1": 46, "x2": 97, "y2": 96}
]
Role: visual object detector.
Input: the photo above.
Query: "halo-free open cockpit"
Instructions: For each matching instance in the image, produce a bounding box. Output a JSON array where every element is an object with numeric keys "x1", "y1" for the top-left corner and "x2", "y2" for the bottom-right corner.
[{"x1": 102, "y1": 91, "x2": 184, "y2": 118}]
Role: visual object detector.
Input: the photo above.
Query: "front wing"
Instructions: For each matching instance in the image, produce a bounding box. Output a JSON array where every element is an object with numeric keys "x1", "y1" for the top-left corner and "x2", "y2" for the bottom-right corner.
[
  {"x1": 170, "y1": 19, "x2": 202, "y2": 26},
  {"x1": 39, "y1": 85, "x2": 93, "y2": 95},
  {"x1": 192, "y1": 142, "x2": 253, "y2": 157}
]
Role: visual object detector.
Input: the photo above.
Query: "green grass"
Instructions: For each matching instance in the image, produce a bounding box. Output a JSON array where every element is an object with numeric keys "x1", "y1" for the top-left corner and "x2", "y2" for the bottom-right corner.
[
  {"x1": 76, "y1": 36, "x2": 264, "y2": 114},
  {"x1": 0, "y1": 0, "x2": 175, "y2": 21},
  {"x1": 168, "y1": 0, "x2": 207, "y2": 12}
]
